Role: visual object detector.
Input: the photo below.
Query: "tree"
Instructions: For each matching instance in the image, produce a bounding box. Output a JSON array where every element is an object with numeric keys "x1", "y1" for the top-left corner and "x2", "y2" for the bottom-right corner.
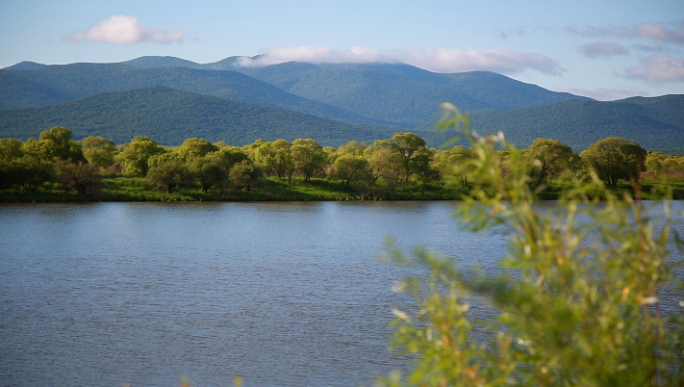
[
  {"x1": 0, "y1": 138, "x2": 24, "y2": 161},
  {"x1": 433, "y1": 145, "x2": 477, "y2": 188},
  {"x1": 334, "y1": 154, "x2": 370, "y2": 186},
  {"x1": 189, "y1": 154, "x2": 229, "y2": 192},
  {"x1": 0, "y1": 157, "x2": 56, "y2": 193},
  {"x1": 254, "y1": 139, "x2": 294, "y2": 181},
  {"x1": 115, "y1": 136, "x2": 167, "y2": 177},
  {"x1": 364, "y1": 141, "x2": 401, "y2": 184},
  {"x1": 229, "y1": 159, "x2": 262, "y2": 191},
  {"x1": 146, "y1": 160, "x2": 192, "y2": 194},
  {"x1": 525, "y1": 138, "x2": 580, "y2": 184},
  {"x1": 388, "y1": 132, "x2": 431, "y2": 183},
  {"x1": 56, "y1": 161, "x2": 103, "y2": 196},
  {"x1": 378, "y1": 104, "x2": 684, "y2": 387},
  {"x1": 580, "y1": 137, "x2": 647, "y2": 187},
  {"x1": 291, "y1": 138, "x2": 326, "y2": 182},
  {"x1": 82, "y1": 136, "x2": 117, "y2": 169},
  {"x1": 337, "y1": 140, "x2": 367, "y2": 156},
  {"x1": 173, "y1": 138, "x2": 219, "y2": 161},
  {"x1": 29, "y1": 126, "x2": 87, "y2": 163}
]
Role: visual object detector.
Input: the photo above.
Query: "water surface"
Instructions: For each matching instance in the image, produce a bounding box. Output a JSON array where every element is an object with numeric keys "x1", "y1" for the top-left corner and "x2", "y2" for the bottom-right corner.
[{"x1": 0, "y1": 201, "x2": 681, "y2": 387}]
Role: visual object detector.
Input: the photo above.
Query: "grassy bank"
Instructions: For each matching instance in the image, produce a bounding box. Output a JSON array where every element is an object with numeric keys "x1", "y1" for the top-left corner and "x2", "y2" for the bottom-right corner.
[
  {"x1": 0, "y1": 176, "x2": 469, "y2": 203},
  {"x1": 1, "y1": 175, "x2": 682, "y2": 203}
]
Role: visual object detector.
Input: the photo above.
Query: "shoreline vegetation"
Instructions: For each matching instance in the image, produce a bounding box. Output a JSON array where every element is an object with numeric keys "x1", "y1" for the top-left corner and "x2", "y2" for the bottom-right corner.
[{"x1": 1, "y1": 126, "x2": 684, "y2": 203}]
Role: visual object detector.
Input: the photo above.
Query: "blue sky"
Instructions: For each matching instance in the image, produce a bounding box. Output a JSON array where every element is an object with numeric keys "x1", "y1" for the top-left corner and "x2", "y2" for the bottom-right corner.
[{"x1": 1, "y1": 0, "x2": 683, "y2": 100}]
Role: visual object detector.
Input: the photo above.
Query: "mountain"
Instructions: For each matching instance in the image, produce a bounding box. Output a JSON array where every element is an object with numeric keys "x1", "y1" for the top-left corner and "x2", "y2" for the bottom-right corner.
[
  {"x1": 3, "y1": 61, "x2": 45, "y2": 71},
  {"x1": 0, "y1": 72, "x2": 73, "y2": 108},
  {"x1": 0, "y1": 86, "x2": 405, "y2": 146},
  {"x1": 234, "y1": 62, "x2": 591, "y2": 127},
  {"x1": 465, "y1": 95, "x2": 684, "y2": 153},
  {"x1": 120, "y1": 56, "x2": 204, "y2": 69},
  {"x1": 0, "y1": 64, "x2": 392, "y2": 126}
]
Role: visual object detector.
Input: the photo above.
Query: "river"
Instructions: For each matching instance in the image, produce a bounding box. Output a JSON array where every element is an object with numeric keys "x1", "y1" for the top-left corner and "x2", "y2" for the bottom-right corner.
[{"x1": 0, "y1": 201, "x2": 682, "y2": 387}]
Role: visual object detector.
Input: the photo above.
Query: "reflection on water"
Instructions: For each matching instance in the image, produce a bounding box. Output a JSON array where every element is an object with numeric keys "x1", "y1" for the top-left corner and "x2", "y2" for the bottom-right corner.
[{"x1": 0, "y1": 201, "x2": 682, "y2": 387}]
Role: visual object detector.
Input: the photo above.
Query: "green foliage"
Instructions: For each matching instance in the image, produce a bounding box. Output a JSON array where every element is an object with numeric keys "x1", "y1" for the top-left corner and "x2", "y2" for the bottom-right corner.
[
  {"x1": 525, "y1": 138, "x2": 580, "y2": 185},
  {"x1": 388, "y1": 132, "x2": 433, "y2": 183},
  {"x1": 146, "y1": 160, "x2": 193, "y2": 194},
  {"x1": 56, "y1": 161, "x2": 103, "y2": 196},
  {"x1": 82, "y1": 136, "x2": 117, "y2": 169},
  {"x1": 115, "y1": 136, "x2": 167, "y2": 176},
  {"x1": 0, "y1": 138, "x2": 24, "y2": 161},
  {"x1": 581, "y1": 137, "x2": 647, "y2": 187},
  {"x1": 188, "y1": 153, "x2": 229, "y2": 192},
  {"x1": 291, "y1": 138, "x2": 327, "y2": 182},
  {"x1": 229, "y1": 159, "x2": 262, "y2": 191},
  {"x1": 334, "y1": 154, "x2": 371, "y2": 186},
  {"x1": 378, "y1": 104, "x2": 684, "y2": 387},
  {"x1": 0, "y1": 156, "x2": 56, "y2": 192},
  {"x1": 33, "y1": 126, "x2": 86, "y2": 163},
  {"x1": 254, "y1": 139, "x2": 295, "y2": 180}
]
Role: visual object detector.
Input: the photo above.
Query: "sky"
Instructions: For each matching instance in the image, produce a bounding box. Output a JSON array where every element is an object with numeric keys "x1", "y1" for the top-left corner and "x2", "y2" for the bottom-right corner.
[{"x1": 1, "y1": 0, "x2": 683, "y2": 101}]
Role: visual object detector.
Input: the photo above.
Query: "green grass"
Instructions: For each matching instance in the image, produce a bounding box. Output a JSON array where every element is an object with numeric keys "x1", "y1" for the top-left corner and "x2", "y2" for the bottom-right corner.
[{"x1": 2, "y1": 175, "x2": 681, "y2": 203}]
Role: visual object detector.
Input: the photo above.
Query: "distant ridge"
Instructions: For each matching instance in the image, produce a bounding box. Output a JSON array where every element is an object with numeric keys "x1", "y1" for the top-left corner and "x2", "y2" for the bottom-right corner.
[
  {"x1": 3, "y1": 61, "x2": 45, "y2": 71},
  {"x1": 121, "y1": 56, "x2": 204, "y2": 69},
  {"x1": 0, "y1": 63, "x2": 394, "y2": 126},
  {"x1": 467, "y1": 95, "x2": 684, "y2": 153},
  {"x1": 0, "y1": 86, "x2": 405, "y2": 146}
]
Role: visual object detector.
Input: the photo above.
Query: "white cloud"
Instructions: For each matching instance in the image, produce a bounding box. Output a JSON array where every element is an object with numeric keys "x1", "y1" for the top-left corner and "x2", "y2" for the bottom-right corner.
[
  {"x1": 64, "y1": 15, "x2": 185, "y2": 45},
  {"x1": 626, "y1": 54, "x2": 684, "y2": 83},
  {"x1": 567, "y1": 87, "x2": 649, "y2": 101},
  {"x1": 567, "y1": 22, "x2": 684, "y2": 45},
  {"x1": 579, "y1": 42, "x2": 629, "y2": 59},
  {"x1": 237, "y1": 46, "x2": 563, "y2": 75}
]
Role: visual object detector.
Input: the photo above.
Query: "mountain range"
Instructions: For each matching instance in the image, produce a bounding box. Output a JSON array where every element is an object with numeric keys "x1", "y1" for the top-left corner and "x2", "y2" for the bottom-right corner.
[{"x1": 1, "y1": 56, "x2": 682, "y2": 153}]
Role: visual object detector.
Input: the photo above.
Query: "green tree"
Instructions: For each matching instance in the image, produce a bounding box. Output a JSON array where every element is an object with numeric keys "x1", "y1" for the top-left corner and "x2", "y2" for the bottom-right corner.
[
  {"x1": 0, "y1": 138, "x2": 24, "y2": 161},
  {"x1": 291, "y1": 138, "x2": 326, "y2": 182},
  {"x1": 433, "y1": 145, "x2": 477, "y2": 187},
  {"x1": 189, "y1": 154, "x2": 229, "y2": 192},
  {"x1": 334, "y1": 154, "x2": 370, "y2": 186},
  {"x1": 24, "y1": 126, "x2": 87, "y2": 163},
  {"x1": 337, "y1": 140, "x2": 367, "y2": 156},
  {"x1": 580, "y1": 137, "x2": 647, "y2": 187},
  {"x1": 56, "y1": 161, "x2": 103, "y2": 196},
  {"x1": 229, "y1": 159, "x2": 262, "y2": 191},
  {"x1": 115, "y1": 136, "x2": 167, "y2": 177},
  {"x1": 82, "y1": 136, "x2": 117, "y2": 169},
  {"x1": 364, "y1": 141, "x2": 401, "y2": 185},
  {"x1": 0, "y1": 157, "x2": 56, "y2": 193},
  {"x1": 388, "y1": 132, "x2": 431, "y2": 183},
  {"x1": 525, "y1": 138, "x2": 580, "y2": 184},
  {"x1": 173, "y1": 138, "x2": 219, "y2": 161},
  {"x1": 146, "y1": 160, "x2": 193, "y2": 194},
  {"x1": 378, "y1": 104, "x2": 684, "y2": 387},
  {"x1": 254, "y1": 139, "x2": 294, "y2": 181}
]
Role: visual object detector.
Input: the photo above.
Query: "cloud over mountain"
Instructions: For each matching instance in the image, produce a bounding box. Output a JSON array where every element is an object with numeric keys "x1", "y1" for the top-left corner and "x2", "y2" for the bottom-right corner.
[
  {"x1": 237, "y1": 46, "x2": 563, "y2": 75},
  {"x1": 64, "y1": 15, "x2": 185, "y2": 45}
]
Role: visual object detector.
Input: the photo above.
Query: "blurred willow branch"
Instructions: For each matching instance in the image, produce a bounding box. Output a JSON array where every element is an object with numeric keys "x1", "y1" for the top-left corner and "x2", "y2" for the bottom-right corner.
[{"x1": 377, "y1": 103, "x2": 684, "y2": 387}]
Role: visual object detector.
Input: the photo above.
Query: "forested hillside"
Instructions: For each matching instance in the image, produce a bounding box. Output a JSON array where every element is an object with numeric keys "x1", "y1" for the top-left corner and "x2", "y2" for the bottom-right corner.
[
  {"x1": 0, "y1": 64, "x2": 391, "y2": 126},
  {"x1": 466, "y1": 96, "x2": 684, "y2": 153},
  {"x1": 0, "y1": 86, "x2": 404, "y2": 146}
]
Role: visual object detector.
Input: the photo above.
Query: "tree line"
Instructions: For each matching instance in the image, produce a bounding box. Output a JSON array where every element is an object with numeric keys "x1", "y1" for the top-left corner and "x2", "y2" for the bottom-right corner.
[{"x1": 1, "y1": 126, "x2": 683, "y2": 199}]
